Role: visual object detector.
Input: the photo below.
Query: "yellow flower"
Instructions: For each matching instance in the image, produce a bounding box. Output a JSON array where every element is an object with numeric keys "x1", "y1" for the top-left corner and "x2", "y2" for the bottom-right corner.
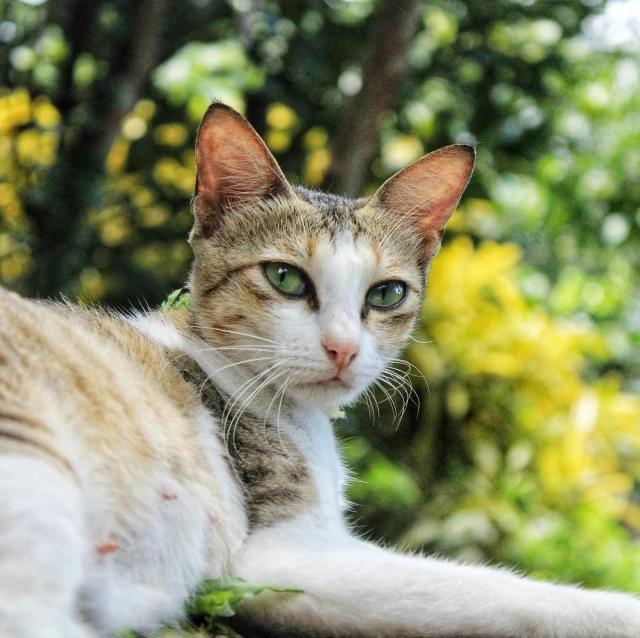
[
  {"x1": 265, "y1": 130, "x2": 291, "y2": 154},
  {"x1": 32, "y1": 97, "x2": 61, "y2": 129},
  {"x1": 266, "y1": 103, "x2": 298, "y2": 130},
  {"x1": 154, "y1": 124, "x2": 189, "y2": 147},
  {"x1": 411, "y1": 236, "x2": 640, "y2": 525}
]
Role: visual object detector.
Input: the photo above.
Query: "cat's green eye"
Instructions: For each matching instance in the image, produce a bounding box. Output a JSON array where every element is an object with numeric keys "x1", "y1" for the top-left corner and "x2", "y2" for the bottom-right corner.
[
  {"x1": 366, "y1": 281, "x2": 407, "y2": 309},
  {"x1": 263, "y1": 262, "x2": 308, "y2": 297}
]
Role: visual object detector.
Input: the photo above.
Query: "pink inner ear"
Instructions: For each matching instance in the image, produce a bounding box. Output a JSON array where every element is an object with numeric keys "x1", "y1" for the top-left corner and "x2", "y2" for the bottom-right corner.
[
  {"x1": 379, "y1": 145, "x2": 475, "y2": 235},
  {"x1": 195, "y1": 106, "x2": 287, "y2": 209}
]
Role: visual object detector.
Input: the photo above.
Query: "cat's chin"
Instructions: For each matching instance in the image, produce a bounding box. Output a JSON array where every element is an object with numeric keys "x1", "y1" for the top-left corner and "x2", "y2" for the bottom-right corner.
[{"x1": 287, "y1": 378, "x2": 363, "y2": 410}]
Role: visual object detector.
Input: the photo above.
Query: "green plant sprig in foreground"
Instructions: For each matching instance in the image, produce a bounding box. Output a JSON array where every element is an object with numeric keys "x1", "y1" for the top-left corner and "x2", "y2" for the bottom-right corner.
[{"x1": 121, "y1": 577, "x2": 303, "y2": 637}]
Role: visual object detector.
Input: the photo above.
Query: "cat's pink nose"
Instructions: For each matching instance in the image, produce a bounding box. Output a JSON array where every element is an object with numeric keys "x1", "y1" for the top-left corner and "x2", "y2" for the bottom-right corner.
[{"x1": 323, "y1": 337, "x2": 359, "y2": 370}]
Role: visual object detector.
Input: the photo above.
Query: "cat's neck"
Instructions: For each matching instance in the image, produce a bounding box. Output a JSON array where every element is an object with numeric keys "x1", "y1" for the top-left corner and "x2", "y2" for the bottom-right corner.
[
  {"x1": 132, "y1": 307, "x2": 326, "y2": 430},
  {"x1": 127, "y1": 306, "x2": 345, "y2": 531}
]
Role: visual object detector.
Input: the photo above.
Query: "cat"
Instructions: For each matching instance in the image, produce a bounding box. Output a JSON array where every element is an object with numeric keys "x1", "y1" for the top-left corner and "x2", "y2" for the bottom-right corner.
[{"x1": 1, "y1": 103, "x2": 640, "y2": 638}]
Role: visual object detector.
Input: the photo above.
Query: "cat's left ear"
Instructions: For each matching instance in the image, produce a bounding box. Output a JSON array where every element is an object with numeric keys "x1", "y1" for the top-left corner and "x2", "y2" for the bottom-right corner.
[
  {"x1": 375, "y1": 144, "x2": 475, "y2": 257},
  {"x1": 193, "y1": 103, "x2": 292, "y2": 236}
]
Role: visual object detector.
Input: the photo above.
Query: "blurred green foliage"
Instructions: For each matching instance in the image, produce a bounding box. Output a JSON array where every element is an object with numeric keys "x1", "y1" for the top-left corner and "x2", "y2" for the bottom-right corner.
[{"x1": 1, "y1": 0, "x2": 640, "y2": 631}]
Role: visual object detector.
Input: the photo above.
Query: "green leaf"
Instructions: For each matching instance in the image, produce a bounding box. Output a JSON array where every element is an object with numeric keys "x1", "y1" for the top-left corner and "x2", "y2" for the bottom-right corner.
[
  {"x1": 187, "y1": 577, "x2": 302, "y2": 619},
  {"x1": 213, "y1": 621, "x2": 245, "y2": 637},
  {"x1": 161, "y1": 288, "x2": 191, "y2": 311},
  {"x1": 214, "y1": 599, "x2": 237, "y2": 618}
]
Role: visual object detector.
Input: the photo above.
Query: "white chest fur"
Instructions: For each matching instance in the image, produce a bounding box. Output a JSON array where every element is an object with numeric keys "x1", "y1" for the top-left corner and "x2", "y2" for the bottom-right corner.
[
  {"x1": 283, "y1": 408, "x2": 349, "y2": 532},
  {"x1": 118, "y1": 315, "x2": 348, "y2": 630}
]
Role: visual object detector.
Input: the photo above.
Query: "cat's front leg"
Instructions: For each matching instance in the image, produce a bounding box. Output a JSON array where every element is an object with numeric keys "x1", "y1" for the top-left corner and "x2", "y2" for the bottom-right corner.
[{"x1": 233, "y1": 517, "x2": 640, "y2": 638}]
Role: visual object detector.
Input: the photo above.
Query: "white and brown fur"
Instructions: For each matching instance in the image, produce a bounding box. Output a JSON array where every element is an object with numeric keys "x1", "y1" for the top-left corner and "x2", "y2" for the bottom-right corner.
[{"x1": 1, "y1": 104, "x2": 640, "y2": 638}]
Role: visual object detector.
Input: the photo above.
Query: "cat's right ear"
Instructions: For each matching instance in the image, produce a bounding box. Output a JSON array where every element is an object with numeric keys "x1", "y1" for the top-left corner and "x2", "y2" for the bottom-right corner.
[{"x1": 192, "y1": 103, "x2": 291, "y2": 236}]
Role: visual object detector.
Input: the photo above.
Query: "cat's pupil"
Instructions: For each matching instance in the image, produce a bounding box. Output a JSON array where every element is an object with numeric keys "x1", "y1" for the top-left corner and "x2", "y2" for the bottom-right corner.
[
  {"x1": 366, "y1": 280, "x2": 406, "y2": 308},
  {"x1": 263, "y1": 262, "x2": 307, "y2": 297}
]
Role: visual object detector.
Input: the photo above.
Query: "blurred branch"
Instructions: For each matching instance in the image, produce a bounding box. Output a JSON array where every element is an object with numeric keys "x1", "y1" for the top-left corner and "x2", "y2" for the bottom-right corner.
[
  {"x1": 54, "y1": 0, "x2": 106, "y2": 117},
  {"x1": 24, "y1": 0, "x2": 168, "y2": 298},
  {"x1": 233, "y1": 0, "x2": 265, "y2": 48},
  {"x1": 98, "y1": 0, "x2": 169, "y2": 159},
  {"x1": 321, "y1": 0, "x2": 422, "y2": 197}
]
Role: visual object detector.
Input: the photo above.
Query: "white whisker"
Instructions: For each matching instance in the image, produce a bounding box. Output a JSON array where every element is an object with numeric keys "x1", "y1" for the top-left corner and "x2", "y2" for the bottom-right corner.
[
  {"x1": 276, "y1": 372, "x2": 299, "y2": 458},
  {"x1": 221, "y1": 360, "x2": 288, "y2": 446},
  {"x1": 199, "y1": 326, "x2": 279, "y2": 345},
  {"x1": 198, "y1": 355, "x2": 279, "y2": 395},
  {"x1": 229, "y1": 366, "x2": 292, "y2": 458}
]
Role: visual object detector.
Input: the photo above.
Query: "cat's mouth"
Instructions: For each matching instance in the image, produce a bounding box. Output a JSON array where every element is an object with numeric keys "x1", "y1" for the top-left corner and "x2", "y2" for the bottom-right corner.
[{"x1": 296, "y1": 376, "x2": 352, "y2": 390}]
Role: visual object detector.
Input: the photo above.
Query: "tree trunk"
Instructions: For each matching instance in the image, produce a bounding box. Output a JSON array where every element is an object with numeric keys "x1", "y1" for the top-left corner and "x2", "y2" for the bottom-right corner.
[
  {"x1": 24, "y1": 0, "x2": 168, "y2": 298},
  {"x1": 321, "y1": 0, "x2": 422, "y2": 197},
  {"x1": 97, "y1": 0, "x2": 169, "y2": 159}
]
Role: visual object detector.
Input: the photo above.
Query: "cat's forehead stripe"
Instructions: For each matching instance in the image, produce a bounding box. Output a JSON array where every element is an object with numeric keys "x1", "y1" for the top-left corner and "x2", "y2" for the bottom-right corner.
[
  {"x1": 294, "y1": 186, "x2": 367, "y2": 212},
  {"x1": 293, "y1": 187, "x2": 370, "y2": 239}
]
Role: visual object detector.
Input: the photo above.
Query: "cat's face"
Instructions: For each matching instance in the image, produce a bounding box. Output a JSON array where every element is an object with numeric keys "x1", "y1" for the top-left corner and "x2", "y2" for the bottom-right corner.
[{"x1": 188, "y1": 105, "x2": 474, "y2": 410}]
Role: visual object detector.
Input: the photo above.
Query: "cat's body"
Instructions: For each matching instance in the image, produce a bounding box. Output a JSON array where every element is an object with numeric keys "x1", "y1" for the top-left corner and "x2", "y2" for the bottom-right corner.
[
  {"x1": 2, "y1": 104, "x2": 640, "y2": 638},
  {"x1": 0, "y1": 288, "x2": 318, "y2": 635}
]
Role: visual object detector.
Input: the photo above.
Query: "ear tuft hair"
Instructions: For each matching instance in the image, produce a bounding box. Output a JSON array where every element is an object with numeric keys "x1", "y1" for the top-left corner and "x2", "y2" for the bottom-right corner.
[
  {"x1": 192, "y1": 103, "x2": 291, "y2": 236},
  {"x1": 376, "y1": 144, "x2": 475, "y2": 256}
]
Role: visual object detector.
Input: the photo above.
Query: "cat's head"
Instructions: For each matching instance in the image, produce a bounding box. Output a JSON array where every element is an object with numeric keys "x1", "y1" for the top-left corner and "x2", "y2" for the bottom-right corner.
[{"x1": 188, "y1": 104, "x2": 474, "y2": 410}]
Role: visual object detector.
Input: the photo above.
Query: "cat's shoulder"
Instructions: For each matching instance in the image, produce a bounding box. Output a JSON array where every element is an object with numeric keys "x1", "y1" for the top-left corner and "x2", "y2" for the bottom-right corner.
[{"x1": 0, "y1": 286, "x2": 201, "y2": 414}]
